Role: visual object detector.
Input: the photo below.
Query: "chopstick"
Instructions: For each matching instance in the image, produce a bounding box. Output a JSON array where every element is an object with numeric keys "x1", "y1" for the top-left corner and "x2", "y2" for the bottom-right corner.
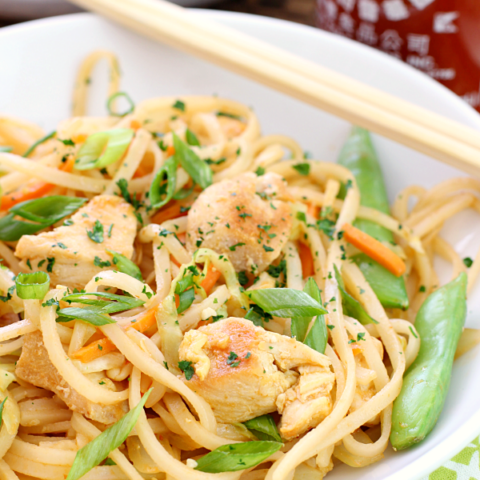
[{"x1": 69, "y1": 0, "x2": 480, "y2": 176}]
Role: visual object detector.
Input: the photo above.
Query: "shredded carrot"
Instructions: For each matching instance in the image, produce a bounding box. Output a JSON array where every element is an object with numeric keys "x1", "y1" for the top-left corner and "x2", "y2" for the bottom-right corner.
[
  {"x1": 151, "y1": 202, "x2": 188, "y2": 225},
  {"x1": 166, "y1": 145, "x2": 175, "y2": 157},
  {"x1": 307, "y1": 203, "x2": 319, "y2": 218},
  {"x1": 151, "y1": 197, "x2": 194, "y2": 225},
  {"x1": 70, "y1": 337, "x2": 117, "y2": 363},
  {"x1": 343, "y1": 223, "x2": 406, "y2": 277},
  {"x1": 0, "y1": 157, "x2": 74, "y2": 211},
  {"x1": 72, "y1": 133, "x2": 87, "y2": 144},
  {"x1": 133, "y1": 162, "x2": 151, "y2": 178},
  {"x1": 298, "y1": 242, "x2": 314, "y2": 279},
  {"x1": 171, "y1": 256, "x2": 181, "y2": 268},
  {"x1": 129, "y1": 309, "x2": 157, "y2": 333},
  {"x1": 351, "y1": 344, "x2": 363, "y2": 356},
  {"x1": 130, "y1": 120, "x2": 142, "y2": 130},
  {"x1": 72, "y1": 309, "x2": 158, "y2": 363},
  {"x1": 201, "y1": 265, "x2": 222, "y2": 295}
]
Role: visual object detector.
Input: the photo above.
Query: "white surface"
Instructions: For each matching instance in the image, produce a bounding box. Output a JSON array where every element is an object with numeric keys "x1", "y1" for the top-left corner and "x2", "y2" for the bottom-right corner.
[{"x1": 1, "y1": 11, "x2": 480, "y2": 480}]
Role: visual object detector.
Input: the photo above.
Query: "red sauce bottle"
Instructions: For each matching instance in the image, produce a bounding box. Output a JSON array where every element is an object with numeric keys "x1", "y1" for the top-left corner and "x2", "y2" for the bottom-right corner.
[{"x1": 316, "y1": 0, "x2": 480, "y2": 113}]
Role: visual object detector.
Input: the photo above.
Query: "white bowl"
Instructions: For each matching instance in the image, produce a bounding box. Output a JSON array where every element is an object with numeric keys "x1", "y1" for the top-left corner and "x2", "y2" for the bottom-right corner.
[{"x1": 1, "y1": 11, "x2": 479, "y2": 480}]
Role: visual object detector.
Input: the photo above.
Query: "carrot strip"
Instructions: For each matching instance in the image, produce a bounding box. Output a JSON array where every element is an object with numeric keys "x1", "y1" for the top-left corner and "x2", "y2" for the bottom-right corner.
[
  {"x1": 307, "y1": 203, "x2": 319, "y2": 219},
  {"x1": 201, "y1": 265, "x2": 222, "y2": 295},
  {"x1": 72, "y1": 308, "x2": 158, "y2": 363},
  {"x1": 70, "y1": 337, "x2": 117, "y2": 363},
  {"x1": 1, "y1": 157, "x2": 74, "y2": 211},
  {"x1": 151, "y1": 201, "x2": 189, "y2": 225},
  {"x1": 166, "y1": 145, "x2": 175, "y2": 157},
  {"x1": 298, "y1": 242, "x2": 314, "y2": 279},
  {"x1": 130, "y1": 120, "x2": 142, "y2": 130},
  {"x1": 129, "y1": 309, "x2": 156, "y2": 333},
  {"x1": 343, "y1": 223, "x2": 406, "y2": 277}
]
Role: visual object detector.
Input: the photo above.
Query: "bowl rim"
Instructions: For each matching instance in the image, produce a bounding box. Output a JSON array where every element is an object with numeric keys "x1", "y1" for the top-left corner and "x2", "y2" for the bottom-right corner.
[{"x1": 1, "y1": 10, "x2": 480, "y2": 480}]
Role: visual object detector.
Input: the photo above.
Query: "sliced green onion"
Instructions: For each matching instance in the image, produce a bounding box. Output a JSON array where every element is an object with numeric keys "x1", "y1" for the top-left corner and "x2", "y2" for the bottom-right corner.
[
  {"x1": 106, "y1": 92, "x2": 135, "y2": 117},
  {"x1": 0, "y1": 397, "x2": 7, "y2": 427},
  {"x1": 10, "y1": 196, "x2": 87, "y2": 224},
  {"x1": 56, "y1": 307, "x2": 115, "y2": 326},
  {"x1": 246, "y1": 288, "x2": 327, "y2": 318},
  {"x1": 106, "y1": 249, "x2": 143, "y2": 281},
  {"x1": 0, "y1": 147, "x2": 13, "y2": 153},
  {"x1": 149, "y1": 156, "x2": 178, "y2": 209},
  {"x1": 0, "y1": 196, "x2": 87, "y2": 242},
  {"x1": 23, "y1": 131, "x2": 56, "y2": 158},
  {"x1": 172, "y1": 182, "x2": 195, "y2": 200},
  {"x1": 304, "y1": 316, "x2": 328, "y2": 354},
  {"x1": 195, "y1": 441, "x2": 282, "y2": 473},
  {"x1": 216, "y1": 111, "x2": 242, "y2": 120},
  {"x1": 334, "y1": 265, "x2": 377, "y2": 325},
  {"x1": 243, "y1": 414, "x2": 281, "y2": 442},
  {"x1": 75, "y1": 129, "x2": 134, "y2": 171},
  {"x1": 291, "y1": 277, "x2": 319, "y2": 342},
  {"x1": 173, "y1": 133, "x2": 212, "y2": 190},
  {"x1": 185, "y1": 129, "x2": 200, "y2": 146},
  {"x1": 66, "y1": 389, "x2": 151, "y2": 480},
  {"x1": 61, "y1": 292, "x2": 145, "y2": 311},
  {"x1": 15, "y1": 272, "x2": 50, "y2": 300},
  {"x1": 56, "y1": 292, "x2": 145, "y2": 325}
]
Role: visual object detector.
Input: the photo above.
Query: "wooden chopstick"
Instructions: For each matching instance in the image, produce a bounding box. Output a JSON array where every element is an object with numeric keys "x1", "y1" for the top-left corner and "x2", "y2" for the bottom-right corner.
[
  {"x1": 69, "y1": 0, "x2": 480, "y2": 176},
  {"x1": 120, "y1": 0, "x2": 480, "y2": 153}
]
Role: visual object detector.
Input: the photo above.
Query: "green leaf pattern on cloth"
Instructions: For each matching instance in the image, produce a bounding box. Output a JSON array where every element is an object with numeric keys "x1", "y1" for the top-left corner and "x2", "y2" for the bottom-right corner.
[{"x1": 424, "y1": 437, "x2": 480, "y2": 480}]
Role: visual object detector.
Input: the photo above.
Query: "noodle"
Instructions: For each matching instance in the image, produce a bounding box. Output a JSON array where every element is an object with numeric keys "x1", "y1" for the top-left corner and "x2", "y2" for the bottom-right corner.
[{"x1": 0, "y1": 50, "x2": 477, "y2": 480}]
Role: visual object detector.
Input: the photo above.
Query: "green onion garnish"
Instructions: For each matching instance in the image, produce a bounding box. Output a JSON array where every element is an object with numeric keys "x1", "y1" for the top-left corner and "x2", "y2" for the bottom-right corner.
[
  {"x1": 106, "y1": 92, "x2": 135, "y2": 117},
  {"x1": 66, "y1": 389, "x2": 151, "y2": 480},
  {"x1": 23, "y1": 131, "x2": 56, "y2": 158},
  {"x1": 75, "y1": 129, "x2": 134, "y2": 171},
  {"x1": 15, "y1": 272, "x2": 50, "y2": 300},
  {"x1": 106, "y1": 249, "x2": 143, "y2": 281},
  {"x1": 194, "y1": 441, "x2": 282, "y2": 473}
]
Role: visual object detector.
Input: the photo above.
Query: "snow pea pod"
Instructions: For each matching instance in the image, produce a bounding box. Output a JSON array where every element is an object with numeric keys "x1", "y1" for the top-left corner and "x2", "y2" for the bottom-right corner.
[
  {"x1": 337, "y1": 126, "x2": 408, "y2": 309},
  {"x1": 390, "y1": 272, "x2": 468, "y2": 450}
]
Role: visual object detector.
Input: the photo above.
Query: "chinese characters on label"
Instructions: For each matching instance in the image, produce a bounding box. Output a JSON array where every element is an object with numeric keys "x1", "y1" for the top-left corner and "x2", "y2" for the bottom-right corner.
[{"x1": 316, "y1": 0, "x2": 480, "y2": 112}]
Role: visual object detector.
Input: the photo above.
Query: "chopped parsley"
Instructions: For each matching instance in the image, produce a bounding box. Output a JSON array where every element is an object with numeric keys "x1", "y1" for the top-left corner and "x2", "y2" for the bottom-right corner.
[
  {"x1": 292, "y1": 163, "x2": 310, "y2": 176},
  {"x1": 26, "y1": 259, "x2": 32, "y2": 270},
  {"x1": 178, "y1": 360, "x2": 194, "y2": 380},
  {"x1": 229, "y1": 243, "x2": 246, "y2": 252},
  {"x1": 255, "y1": 166, "x2": 265, "y2": 176},
  {"x1": 46, "y1": 257, "x2": 55, "y2": 273},
  {"x1": 263, "y1": 245, "x2": 274, "y2": 252},
  {"x1": 87, "y1": 220, "x2": 104, "y2": 243},
  {"x1": 463, "y1": 257, "x2": 473, "y2": 268},
  {"x1": 226, "y1": 351, "x2": 240, "y2": 367},
  {"x1": 237, "y1": 271, "x2": 249, "y2": 286},
  {"x1": 172, "y1": 99, "x2": 186, "y2": 112},
  {"x1": 94, "y1": 256, "x2": 112, "y2": 268}
]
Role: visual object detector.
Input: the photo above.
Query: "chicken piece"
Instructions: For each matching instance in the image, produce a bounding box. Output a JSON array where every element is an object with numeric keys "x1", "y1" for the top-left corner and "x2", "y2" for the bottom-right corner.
[
  {"x1": 276, "y1": 365, "x2": 335, "y2": 440},
  {"x1": 179, "y1": 318, "x2": 335, "y2": 439},
  {"x1": 15, "y1": 195, "x2": 137, "y2": 290},
  {"x1": 186, "y1": 173, "x2": 292, "y2": 274},
  {"x1": 15, "y1": 331, "x2": 126, "y2": 424}
]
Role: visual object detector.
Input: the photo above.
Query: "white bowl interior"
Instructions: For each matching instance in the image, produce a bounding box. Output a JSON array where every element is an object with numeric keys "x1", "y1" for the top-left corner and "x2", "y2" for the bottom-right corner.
[{"x1": 1, "y1": 11, "x2": 480, "y2": 479}]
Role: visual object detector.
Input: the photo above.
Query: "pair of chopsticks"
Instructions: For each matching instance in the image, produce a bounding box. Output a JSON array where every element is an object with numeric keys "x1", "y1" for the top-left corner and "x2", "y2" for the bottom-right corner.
[{"x1": 69, "y1": 0, "x2": 480, "y2": 176}]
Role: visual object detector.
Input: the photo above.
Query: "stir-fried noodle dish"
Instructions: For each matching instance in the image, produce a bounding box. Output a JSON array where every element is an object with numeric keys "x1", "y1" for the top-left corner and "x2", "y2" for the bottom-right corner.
[{"x1": 0, "y1": 51, "x2": 478, "y2": 480}]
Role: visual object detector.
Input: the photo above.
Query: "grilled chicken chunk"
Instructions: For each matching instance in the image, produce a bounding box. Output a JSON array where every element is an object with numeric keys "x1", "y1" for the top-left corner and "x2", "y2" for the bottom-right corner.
[
  {"x1": 179, "y1": 318, "x2": 335, "y2": 440},
  {"x1": 15, "y1": 195, "x2": 137, "y2": 290},
  {"x1": 15, "y1": 331, "x2": 126, "y2": 424},
  {"x1": 186, "y1": 173, "x2": 292, "y2": 274}
]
